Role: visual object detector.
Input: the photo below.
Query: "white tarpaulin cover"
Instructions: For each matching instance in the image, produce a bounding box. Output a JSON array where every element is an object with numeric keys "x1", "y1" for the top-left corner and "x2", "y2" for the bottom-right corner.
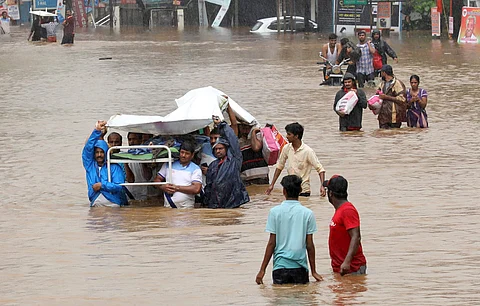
[
  {"x1": 30, "y1": 10, "x2": 57, "y2": 17},
  {"x1": 106, "y1": 86, "x2": 258, "y2": 135}
]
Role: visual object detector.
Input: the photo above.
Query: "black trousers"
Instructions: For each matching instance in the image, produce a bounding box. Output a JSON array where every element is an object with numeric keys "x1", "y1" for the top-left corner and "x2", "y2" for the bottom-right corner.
[{"x1": 272, "y1": 268, "x2": 309, "y2": 285}]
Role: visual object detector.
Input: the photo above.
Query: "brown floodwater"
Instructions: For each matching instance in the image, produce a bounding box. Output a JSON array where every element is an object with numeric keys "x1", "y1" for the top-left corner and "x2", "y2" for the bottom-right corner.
[{"x1": 1, "y1": 25, "x2": 479, "y2": 305}]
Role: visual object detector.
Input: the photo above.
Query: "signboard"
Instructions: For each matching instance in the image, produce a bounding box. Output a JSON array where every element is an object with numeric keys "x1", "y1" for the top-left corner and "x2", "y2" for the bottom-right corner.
[
  {"x1": 377, "y1": 2, "x2": 391, "y2": 29},
  {"x1": 449, "y1": 16, "x2": 453, "y2": 35},
  {"x1": 33, "y1": 0, "x2": 57, "y2": 9},
  {"x1": 431, "y1": 7, "x2": 441, "y2": 37},
  {"x1": 458, "y1": 7, "x2": 480, "y2": 44},
  {"x1": 337, "y1": 0, "x2": 370, "y2": 25},
  {"x1": 344, "y1": 0, "x2": 367, "y2": 5},
  {"x1": 7, "y1": 4, "x2": 19, "y2": 19},
  {"x1": 73, "y1": 0, "x2": 87, "y2": 27}
]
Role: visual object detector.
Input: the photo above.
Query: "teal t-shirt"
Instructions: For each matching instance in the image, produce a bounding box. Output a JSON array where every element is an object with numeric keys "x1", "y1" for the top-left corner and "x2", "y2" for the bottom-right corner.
[{"x1": 266, "y1": 200, "x2": 317, "y2": 271}]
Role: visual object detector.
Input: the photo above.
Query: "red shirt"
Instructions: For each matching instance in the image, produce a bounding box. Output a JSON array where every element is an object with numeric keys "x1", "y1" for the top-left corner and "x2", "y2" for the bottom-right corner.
[{"x1": 329, "y1": 202, "x2": 366, "y2": 273}]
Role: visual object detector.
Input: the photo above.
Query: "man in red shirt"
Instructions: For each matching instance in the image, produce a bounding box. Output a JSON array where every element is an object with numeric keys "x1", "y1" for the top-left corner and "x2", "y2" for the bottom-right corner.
[{"x1": 324, "y1": 175, "x2": 367, "y2": 275}]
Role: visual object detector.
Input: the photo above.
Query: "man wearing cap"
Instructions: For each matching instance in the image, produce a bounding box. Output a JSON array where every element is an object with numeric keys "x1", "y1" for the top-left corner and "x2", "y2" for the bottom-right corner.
[
  {"x1": 356, "y1": 30, "x2": 376, "y2": 88},
  {"x1": 82, "y1": 120, "x2": 127, "y2": 207},
  {"x1": 256, "y1": 175, "x2": 323, "y2": 285},
  {"x1": 265, "y1": 122, "x2": 326, "y2": 197},
  {"x1": 371, "y1": 64, "x2": 407, "y2": 129},
  {"x1": 333, "y1": 72, "x2": 367, "y2": 131},
  {"x1": 323, "y1": 175, "x2": 367, "y2": 275},
  {"x1": 203, "y1": 112, "x2": 250, "y2": 209}
]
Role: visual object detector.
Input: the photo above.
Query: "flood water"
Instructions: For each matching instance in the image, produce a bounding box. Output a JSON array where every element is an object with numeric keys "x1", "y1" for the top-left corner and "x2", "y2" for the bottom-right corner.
[{"x1": 1, "y1": 25, "x2": 480, "y2": 305}]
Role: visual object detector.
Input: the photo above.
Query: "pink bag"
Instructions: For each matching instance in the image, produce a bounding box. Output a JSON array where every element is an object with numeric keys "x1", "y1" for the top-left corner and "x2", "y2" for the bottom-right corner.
[
  {"x1": 368, "y1": 95, "x2": 383, "y2": 115},
  {"x1": 261, "y1": 127, "x2": 281, "y2": 166}
]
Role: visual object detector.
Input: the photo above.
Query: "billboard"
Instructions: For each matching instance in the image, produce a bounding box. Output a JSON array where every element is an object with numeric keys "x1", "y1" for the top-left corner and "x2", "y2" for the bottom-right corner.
[
  {"x1": 377, "y1": 2, "x2": 391, "y2": 29},
  {"x1": 33, "y1": 0, "x2": 57, "y2": 9},
  {"x1": 458, "y1": 7, "x2": 480, "y2": 44},
  {"x1": 431, "y1": 7, "x2": 440, "y2": 37}
]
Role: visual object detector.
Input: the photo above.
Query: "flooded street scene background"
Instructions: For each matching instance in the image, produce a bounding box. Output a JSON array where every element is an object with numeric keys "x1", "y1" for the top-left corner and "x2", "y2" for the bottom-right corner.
[{"x1": 1, "y1": 26, "x2": 480, "y2": 305}]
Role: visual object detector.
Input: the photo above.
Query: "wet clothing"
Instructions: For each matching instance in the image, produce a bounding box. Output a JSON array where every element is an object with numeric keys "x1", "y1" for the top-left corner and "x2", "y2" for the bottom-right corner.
[
  {"x1": 30, "y1": 19, "x2": 43, "y2": 41},
  {"x1": 337, "y1": 42, "x2": 358, "y2": 76},
  {"x1": 406, "y1": 87, "x2": 428, "y2": 128},
  {"x1": 377, "y1": 77, "x2": 407, "y2": 128},
  {"x1": 371, "y1": 31, "x2": 397, "y2": 66},
  {"x1": 239, "y1": 132, "x2": 269, "y2": 185},
  {"x1": 275, "y1": 142, "x2": 325, "y2": 194},
  {"x1": 334, "y1": 87, "x2": 367, "y2": 131},
  {"x1": 82, "y1": 129, "x2": 127, "y2": 207},
  {"x1": 61, "y1": 15, "x2": 75, "y2": 45},
  {"x1": 326, "y1": 44, "x2": 338, "y2": 63},
  {"x1": 329, "y1": 202, "x2": 366, "y2": 274},
  {"x1": 356, "y1": 42, "x2": 374, "y2": 87},
  {"x1": 204, "y1": 122, "x2": 250, "y2": 208},
  {"x1": 41, "y1": 22, "x2": 59, "y2": 39},
  {"x1": 356, "y1": 42, "x2": 374, "y2": 75},
  {"x1": 126, "y1": 163, "x2": 150, "y2": 201},
  {"x1": 272, "y1": 267, "x2": 309, "y2": 284},
  {"x1": 266, "y1": 200, "x2": 317, "y2": 271},
  {"x1": 158, "y1": 160, "x2": 202, "y2": 208}
]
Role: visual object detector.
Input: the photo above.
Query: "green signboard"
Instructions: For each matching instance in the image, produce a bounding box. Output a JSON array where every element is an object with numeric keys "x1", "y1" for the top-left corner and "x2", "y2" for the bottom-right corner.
[{"x1": 343, "y1": 0, "x2": 368, "y2": 5}]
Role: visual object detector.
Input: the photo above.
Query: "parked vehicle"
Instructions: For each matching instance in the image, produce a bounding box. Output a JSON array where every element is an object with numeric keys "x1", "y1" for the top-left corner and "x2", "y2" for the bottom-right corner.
[
  {"x1": 318, "y1": 52, "x2": 350, "y2": 86},
  {"x1": 250, "y1": 16, "x2": 318, "y2": 33}
]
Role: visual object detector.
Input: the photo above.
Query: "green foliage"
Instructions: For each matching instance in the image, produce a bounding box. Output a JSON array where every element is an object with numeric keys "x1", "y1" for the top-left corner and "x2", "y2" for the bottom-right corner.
[{"x1": 412, "y1": 0, "x2": 436, "y2": 14}]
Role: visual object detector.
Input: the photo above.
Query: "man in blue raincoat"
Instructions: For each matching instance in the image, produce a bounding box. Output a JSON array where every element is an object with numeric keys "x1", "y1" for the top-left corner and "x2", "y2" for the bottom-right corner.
[
  {"x1": 82, "y1": 120, "x2": 127, "y2": 207},
  {"x1": 204, "y1": 113, "x2": 250, "y2": 208}
]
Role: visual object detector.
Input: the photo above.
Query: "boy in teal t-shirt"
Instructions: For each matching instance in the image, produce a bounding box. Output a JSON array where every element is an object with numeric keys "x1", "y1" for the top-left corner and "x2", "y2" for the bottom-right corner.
[{"x1": 256, "y1": 175, "x2": 323, "y2": 285}]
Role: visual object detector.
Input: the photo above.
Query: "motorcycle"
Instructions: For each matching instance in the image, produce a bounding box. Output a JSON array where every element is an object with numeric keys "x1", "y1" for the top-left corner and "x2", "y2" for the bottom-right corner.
[{"x1": 317, "y1": 52, "x2": 350, "y2": 86}]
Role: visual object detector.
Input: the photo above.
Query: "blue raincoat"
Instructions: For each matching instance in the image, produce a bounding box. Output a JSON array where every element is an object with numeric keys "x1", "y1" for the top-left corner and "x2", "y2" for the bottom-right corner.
[
  {"x1": 82, "y1": 129, "x2": 127, "y2": 206},
  {"x1": 204, "y1": 122, "x2": 250, "y2": 208}
]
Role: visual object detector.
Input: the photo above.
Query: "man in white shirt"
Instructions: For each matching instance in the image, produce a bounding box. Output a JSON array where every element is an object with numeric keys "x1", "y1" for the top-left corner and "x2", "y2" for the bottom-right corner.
[
  {"x1": 154, "y1": 142, "x2": 202, "y2": 208},
  {"x1": 265, "y1": 122, "x2": 326, "y2": 197}
]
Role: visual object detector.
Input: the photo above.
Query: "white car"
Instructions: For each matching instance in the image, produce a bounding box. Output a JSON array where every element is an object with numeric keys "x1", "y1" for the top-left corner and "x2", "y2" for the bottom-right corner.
[{"x1": 250, "y1": 16, "x2": 318, "y2": 33}]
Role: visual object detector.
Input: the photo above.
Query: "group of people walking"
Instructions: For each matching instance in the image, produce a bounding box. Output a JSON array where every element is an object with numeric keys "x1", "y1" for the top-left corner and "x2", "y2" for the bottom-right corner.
[
  {"x1": 334, "y1": 65, "x2": 429, "y2": 130},
  {"x1": 323, "y1": 31, "x2": 428, "y2": 130}
]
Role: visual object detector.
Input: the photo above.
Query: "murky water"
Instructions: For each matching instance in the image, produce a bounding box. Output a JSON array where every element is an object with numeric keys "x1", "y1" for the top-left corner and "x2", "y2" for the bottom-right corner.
[{"x1": 1, "y1": 26, "x2": 479, "y2": 305}]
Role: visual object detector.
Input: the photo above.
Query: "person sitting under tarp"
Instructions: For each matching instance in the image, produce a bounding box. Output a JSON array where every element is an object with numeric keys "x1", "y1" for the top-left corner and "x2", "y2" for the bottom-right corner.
[
  {"x1": 82, "y1": 120, "x2": 127, "y2": 207},
  {"x1": 203, "y1": 111, "x2": 250, "y2": 209}
]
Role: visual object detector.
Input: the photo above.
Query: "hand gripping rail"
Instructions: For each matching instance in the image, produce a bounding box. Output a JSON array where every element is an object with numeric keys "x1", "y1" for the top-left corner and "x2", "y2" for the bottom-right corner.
[{"x1": 106, "y1": 145, "x2": 173, "y2": 186}]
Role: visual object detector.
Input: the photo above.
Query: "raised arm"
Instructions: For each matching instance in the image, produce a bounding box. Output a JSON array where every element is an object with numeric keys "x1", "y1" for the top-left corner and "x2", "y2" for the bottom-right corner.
[
  {"x1": 250, "y1": 128, "x2": 262, "y2": 152},
  {"x1": 82, "y1": 123, "x2": 104, "y2": 169},
  {"x1": 217, "y1": 120, "x2": 241, "y2": 162},
  {"x1": 227, "y1": 104, "x2": 238, "y2": 137}
]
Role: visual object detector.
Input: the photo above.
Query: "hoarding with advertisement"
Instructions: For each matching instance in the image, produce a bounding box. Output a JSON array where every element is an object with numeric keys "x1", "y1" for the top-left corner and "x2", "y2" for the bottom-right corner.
[
  {"x1": 7, "y1": 4, "x2": 19, "y2": 19},
  {"x1": 377, "y1": 2, "x2": 391, "y2": 29},
  {"x1": 458, "y1": 7, "x2": 480, "y2": 44},
  {"x1": 73, "y1": 0, "x2": 87, "y2": 27},
  {"x1": 33, "y1": 0, "x2": 57, "y2": 9},
  {"x1": 431, "y1": 7, "x2": 441, "y2": 36}
]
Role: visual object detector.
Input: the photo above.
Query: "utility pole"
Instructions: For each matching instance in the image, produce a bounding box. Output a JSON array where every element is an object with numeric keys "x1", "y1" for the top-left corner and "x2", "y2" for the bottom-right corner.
[
  {"x1": 277, "y1": 0, "x2": 281, "y2": 33},
  {"x1": 234, "y1": 0, "x2": 238, "y2": 27},
  {"x1": 109, "y1": 0, "x2": 113, "y2": 29}
]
